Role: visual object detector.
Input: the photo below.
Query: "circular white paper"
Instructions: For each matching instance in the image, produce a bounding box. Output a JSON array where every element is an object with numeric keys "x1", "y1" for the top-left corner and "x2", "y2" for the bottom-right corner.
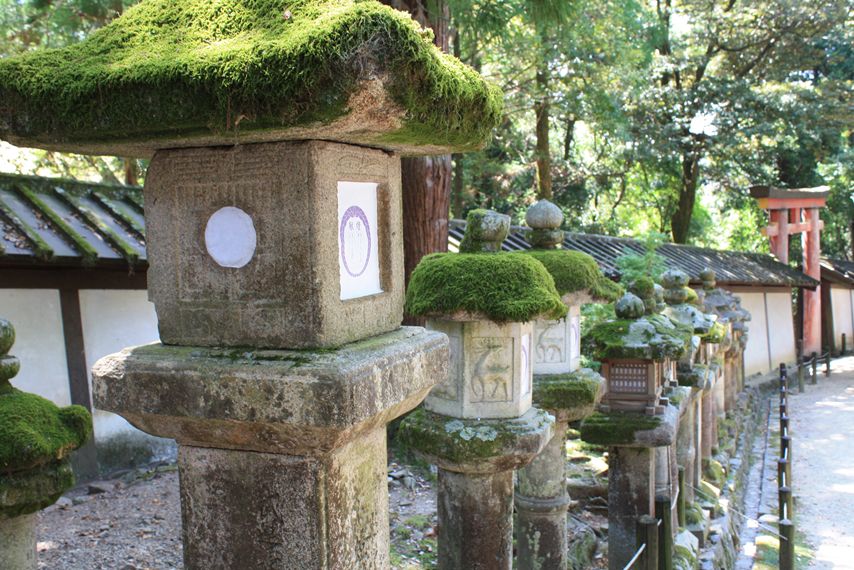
[{"x1": 204, "y1": 207, "x2": 257, "y2": 268}]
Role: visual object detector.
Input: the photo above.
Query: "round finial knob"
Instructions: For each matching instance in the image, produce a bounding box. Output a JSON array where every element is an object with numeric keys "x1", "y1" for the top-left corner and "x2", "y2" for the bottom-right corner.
[
  {"x1": 459, "y1": 209, "x2": 511, "y2": 253},
  {"x1": 525, "y1": 200, "x2": 564, "y2": 249},
  {"x1": 0, "y1": 318, "x2": 20, "y2": 384},
  {"x1": 616, "y1": 293, "x2": 646, "y2": 319},
  {"x1": 526, "y1": 199, "x2": 563, "y2": 229},
  {"x1": 661, "y1": 269, "x2": 689, "y2": 305},
  {"x1": 0, "y1": 318, "x2": 14, "y2": 356},
  {"x1": 700, "y1": 268, "x2": 716, "y2": 290}
]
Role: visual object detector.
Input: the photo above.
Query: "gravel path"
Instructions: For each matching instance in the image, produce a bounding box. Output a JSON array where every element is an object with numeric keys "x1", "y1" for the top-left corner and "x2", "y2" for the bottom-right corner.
[{"x1": 790, "y1": 355, "x2": 854, "y2": 569}]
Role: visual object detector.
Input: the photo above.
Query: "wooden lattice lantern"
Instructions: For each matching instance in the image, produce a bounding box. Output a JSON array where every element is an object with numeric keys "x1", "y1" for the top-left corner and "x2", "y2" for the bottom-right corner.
[{"x1": 589, "y1": 292, "x2": 692, "y2": 415}]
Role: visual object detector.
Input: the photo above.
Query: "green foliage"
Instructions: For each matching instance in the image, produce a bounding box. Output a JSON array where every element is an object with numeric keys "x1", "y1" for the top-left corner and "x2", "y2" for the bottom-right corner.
[
  {"x1": 404, "y1": 252, "x2": 566, "y2": 322},
  {"x1": 0, "y1": 0, "x2": 502, "y2": 153},
  {"x1": 523, "y1": 249, "x2": 622, "y2": 301},
  {"x1": 615, "y1": 232, "x2": 668, "y2": 286},
  {"x1": 0, "y1": 388, "x2": 92, "y2": 473}
]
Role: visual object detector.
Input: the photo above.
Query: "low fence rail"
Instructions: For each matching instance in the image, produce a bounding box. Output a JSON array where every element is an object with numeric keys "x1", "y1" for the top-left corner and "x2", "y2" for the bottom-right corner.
[{"x1": 778, "y1": 363, "x2": 795, "y2": 569}]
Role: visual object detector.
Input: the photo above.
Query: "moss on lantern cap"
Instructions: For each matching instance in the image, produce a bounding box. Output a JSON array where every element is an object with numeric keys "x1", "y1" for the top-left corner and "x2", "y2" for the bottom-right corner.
[
  {"x1": 404, "y1": 252, "x2": 567, "y2": 323},
  {"x1": 0, "y1": 319, "x2": 92, "y2": 476},
  {"x1": 522, "y1": 250, "x2": 622, "y2": 302},
  {"x1": 0, "y1": 0, "x2": 503, "y2": 157},
  {"x1": 586, "y1": 293, "x2": 692, "y2": 360}
]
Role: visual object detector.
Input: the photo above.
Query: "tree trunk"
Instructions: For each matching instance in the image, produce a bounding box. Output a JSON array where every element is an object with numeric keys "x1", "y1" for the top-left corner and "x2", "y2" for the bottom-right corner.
[
  {"x1": 535, "y1": 62, "x2": 552, "y2": 200},
  {"x1": 451, "y1": 155, "x2": 465, "y2": 219},
  {"x1": 671, "y1": 154, "x2": 700, "y2": 243},
  {"x1": 380, "y1": 0, "x2": 452, "y2": 324},
  {"x1": 123, "y1": 158, "x2": 139, "y2": 186}
]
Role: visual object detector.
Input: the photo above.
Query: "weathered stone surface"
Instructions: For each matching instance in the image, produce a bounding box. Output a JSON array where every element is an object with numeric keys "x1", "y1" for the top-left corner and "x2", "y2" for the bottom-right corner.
[
  {"x1": 525, "y1": 199, "x2": 563, "y2": 230},
  {"x1": 0, "y1": 513, "x2": 36, "y2": 570},
  {"x1": 608, "y1": 446, "x2": 655, "y2": 570},
  {"x1": 93, "y1": 327, "x2": 447, "y2": 456},
  {"x1": 179, "y1": 428, "x2": 389, "y2": 570},
  {"x1": 397, "y1": 407, "x2": 553, "y2": 474},
  {"x1": 458, "y1": 209, "x2": 511, "y2": 253},
  {"x1": 515, "y1": 419, "x2": 571, "y2": 570},
  {"x1": 145, "y1": 141, "x2": 404, "y2": 349},
  {"x1": 437, "y1": 469, "x2": 514, "y2": 570},
  {"x1": 424, "y1": 319, "x2": 533, "y2": 419}
]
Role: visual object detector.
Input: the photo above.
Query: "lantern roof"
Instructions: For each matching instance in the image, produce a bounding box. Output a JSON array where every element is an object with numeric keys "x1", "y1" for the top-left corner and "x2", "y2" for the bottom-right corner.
[{"x1": 0, "y1": 0, "x2": 502, "y2": 158}]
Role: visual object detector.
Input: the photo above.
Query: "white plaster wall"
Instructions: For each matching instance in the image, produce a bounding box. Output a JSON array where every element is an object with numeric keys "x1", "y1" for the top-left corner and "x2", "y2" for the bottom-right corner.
[
  {"x1": 79, "y1": 290, "x2": 159, "y2": 440},
  {"x1": 831, "y1": 285, "x2": 854, "y2": 350},
  {"x1": 0, "y1": 289, "x2": 71, "y2": 406},
  {"x1": 736, "y1": 291, "x2": 771, "y2": 376},
  {"x1": 765, "y1": 291, "x2": 797, "y2": 368}
]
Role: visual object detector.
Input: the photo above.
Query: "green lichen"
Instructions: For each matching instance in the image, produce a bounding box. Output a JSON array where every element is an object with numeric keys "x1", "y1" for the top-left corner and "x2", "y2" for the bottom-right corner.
[
  {"x1": 396, "y1": 407, "x2": 551, "y2": 464},
  {"x1": 0, "y1": 389, "x2": 93, "y2": 474},
  {"x1": 685, "y1": 501, "x2": 706, "y2": 526},
  {"x1": 522, "y1": 250, "x2": 622, "y2": 302},
  {"x1": 579, "y1": 411, "x2": 661, "y2": 446},
  {"x1": 0, "y1": 0, "x2": 502, "y2": 154},
  {"x1": 532, "y1": 370, "x2": 602, "y2": 414},
  {"x1": 586, "y1": 314, "x2": 692, "y2": 360},
  {"x1": 405, "y1": 252, "x2": 567, "y2": 322},
  {"x1": 703, "y1": 458, "x2": 726, "y2": 487}
]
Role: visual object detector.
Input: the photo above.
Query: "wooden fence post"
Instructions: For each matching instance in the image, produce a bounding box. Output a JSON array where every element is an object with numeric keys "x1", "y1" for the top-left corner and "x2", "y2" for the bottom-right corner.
[
  {"x1": 655, "y1": 497, "x2": 673, "y2": 570},
  {"x1": 811, "y1": 352, "x2": 818, "y2": 384},
  {"x1": 779, "y1": 514, "x2": 795, "y2": 570},
  {"x1": 636, "y1": 515, "x2": 659, "y2": 570}
]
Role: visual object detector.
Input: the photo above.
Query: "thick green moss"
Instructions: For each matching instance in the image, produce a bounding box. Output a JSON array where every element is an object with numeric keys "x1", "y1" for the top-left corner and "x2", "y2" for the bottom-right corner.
[
  {"x1": 0, "y1": 389, "x2": 92, "y2": 474},
  {"x1": 0, "y1": 0, "x2": 502, "y2": 154},
  {"x1": 523, "y1": 250, "x2": 622, "y2": 302},
  {"x1": 580, "y1": 411, "x2": 661, "y2": 446},
  {"x1": 0, "y1": 460, "x2": 75, "y2": 519},
  {"x1": 405, "y1": 252, "x2": 567, "y2": 322},
  {"x1": 532, "y1": 370, "x2": 602, "y2": 413}
]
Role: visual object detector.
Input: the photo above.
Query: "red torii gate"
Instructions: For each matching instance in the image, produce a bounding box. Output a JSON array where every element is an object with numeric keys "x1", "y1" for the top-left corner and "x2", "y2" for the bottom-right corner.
[{"x1": 751, "y1": 185, "x2": 829, "y2": 356}]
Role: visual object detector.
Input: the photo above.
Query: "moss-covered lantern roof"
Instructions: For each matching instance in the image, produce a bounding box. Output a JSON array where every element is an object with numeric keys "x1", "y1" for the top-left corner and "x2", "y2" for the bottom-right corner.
[
  {"x1": 0, "y1": 0, "x2": 503, "y2": 158},
  {"x1": 660, "y1": 269, "x2": 723, "y2": 341},
  {"x1": 405, "y1": 209, "x2": 566, "y2": 323},
  {"x1": 586, "y1": 293, "x2": 692, "y2": 361}
]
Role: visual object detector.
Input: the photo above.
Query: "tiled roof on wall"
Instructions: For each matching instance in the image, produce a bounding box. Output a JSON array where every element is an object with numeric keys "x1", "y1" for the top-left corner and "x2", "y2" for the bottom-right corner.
[
  {"x1": 0, "y1": 173, "x2": 146, "y2": 268},
  {"x1": 449, "y1": 220, "x2": 818, "y2": 289}
]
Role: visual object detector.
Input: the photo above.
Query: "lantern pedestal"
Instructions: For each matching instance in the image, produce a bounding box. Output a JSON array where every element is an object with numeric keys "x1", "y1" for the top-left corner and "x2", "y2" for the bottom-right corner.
[{"x1": 581, "y1": 405, "x2": 679, "y2": 570}]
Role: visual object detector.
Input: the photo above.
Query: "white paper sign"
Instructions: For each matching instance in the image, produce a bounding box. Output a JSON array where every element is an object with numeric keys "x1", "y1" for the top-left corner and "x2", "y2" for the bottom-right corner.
[
  {"x1": 338, "y1": 181, "x2": 382, "y2": 300},
  {"x1": 204, "y1": 206, "x2": 257, "y2": 268}
]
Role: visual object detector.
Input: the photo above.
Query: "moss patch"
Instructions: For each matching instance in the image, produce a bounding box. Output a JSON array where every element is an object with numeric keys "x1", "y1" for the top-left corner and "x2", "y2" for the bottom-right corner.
[
  {"x1": 579, "y1": 411, "x2": 661, "y2": 446},
  {"x1": 0, "y1": 460, "x2": 75, "y2": 519},
  {"x1": 533, "y1": 370, "x2": 601, "y2": 413},
  {"x1": 586, "y1": 314, "x2": 692, "y2": 360},
  {"x1": 0, "y1": 0, "x2": 502, "y2": 155},
  {"x1": 0, "y1": 388, "x2": 92, "y2": 474},
  {"x1": 523, "y1": 250, "x2": 622, "y2": 302},
  {"x1": 404, "y1": 252, "x2": 566, "y2": 322},
  {"x1": 396, "y1": 407, "x2": 551, "y2": 465}
]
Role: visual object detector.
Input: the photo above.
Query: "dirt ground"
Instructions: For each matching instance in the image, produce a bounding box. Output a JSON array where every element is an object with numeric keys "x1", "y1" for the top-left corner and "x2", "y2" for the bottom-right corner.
[{"x1": 789, "y1": 355, "x2": 854, "y2": 569}]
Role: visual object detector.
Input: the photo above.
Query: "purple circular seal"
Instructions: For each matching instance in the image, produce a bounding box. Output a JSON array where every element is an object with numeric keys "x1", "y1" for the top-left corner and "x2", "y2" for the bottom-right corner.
[{"x1": 339, "y1": 205, "x2": 371, "y2": 277}]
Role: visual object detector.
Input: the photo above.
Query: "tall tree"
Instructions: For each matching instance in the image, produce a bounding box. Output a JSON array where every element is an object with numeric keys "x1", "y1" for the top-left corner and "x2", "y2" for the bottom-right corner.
[{"x1": 378, "y1": 0, "x2": 453, "y2": 324}]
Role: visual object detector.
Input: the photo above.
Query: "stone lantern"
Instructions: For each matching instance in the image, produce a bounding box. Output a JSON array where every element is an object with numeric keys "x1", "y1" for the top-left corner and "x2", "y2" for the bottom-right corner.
[
  {"x1": 398, "y1": 210, "x2": 561, "y2": 570},
  {"x1": 581, "y1": 292, "x2": 691, "y2": 569},
  {"x1": 512, "y1": 199, "x2": 620, "y2": 570},
  {"x1": 0, "y1": 318, "x2": 92, "y2": 570},
  {"x1": 594, "y1": 291, "x2": 689, "y2": 416},
  {"x1": 0, "y1": 3, "x2": 503, "y2": 568}
]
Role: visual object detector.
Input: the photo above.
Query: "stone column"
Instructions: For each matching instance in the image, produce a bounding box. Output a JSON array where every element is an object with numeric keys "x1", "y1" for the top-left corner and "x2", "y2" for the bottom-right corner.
[
  {"x1": 398, "y1": 210, "x2": 558, "y2": 570},
  {"x1": 609, "y1": 447, "x2": 655, "y2": 568},
  {"x1": 700, "y1": 389, "x2": 714, "y2": 461},
  {"x1": 94, "y1": 142, "x2": 449, "y2": 570},
  {"x1": 515, "y1": 199, "x2": 609, "y2": 570},
  {"x1": 0, "y1": 513, "x2": 36, "y2": 570},
  {"x1": 676, "y1": 391, "x2": 697, "y2": 503}
]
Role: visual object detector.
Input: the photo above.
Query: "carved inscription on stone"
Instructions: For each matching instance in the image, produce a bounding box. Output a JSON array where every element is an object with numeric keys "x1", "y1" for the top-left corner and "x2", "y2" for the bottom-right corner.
[
  {"x1": 521, "y1": 333, "x2": 531, "y2": 396},
  {"x1": 469, "y1": 337, "x2": 513, "y2": 403}
]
